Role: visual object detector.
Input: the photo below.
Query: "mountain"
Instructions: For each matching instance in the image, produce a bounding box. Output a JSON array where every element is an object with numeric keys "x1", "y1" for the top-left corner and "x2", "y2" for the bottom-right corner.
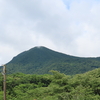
[{"x1": 4, "y1": 46, "x2": 100, "y2": 75}]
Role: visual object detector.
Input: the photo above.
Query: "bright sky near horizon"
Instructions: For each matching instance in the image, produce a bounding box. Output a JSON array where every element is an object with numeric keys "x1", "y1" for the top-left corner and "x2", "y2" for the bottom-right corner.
[{"x1": 0, "y1": 0, "x2": 100, "y2": 65}]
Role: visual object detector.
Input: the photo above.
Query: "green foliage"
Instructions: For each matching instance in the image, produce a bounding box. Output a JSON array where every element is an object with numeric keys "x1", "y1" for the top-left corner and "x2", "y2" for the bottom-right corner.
[
  {"x1": 0, "y1": 69, "x2": 100, "y2": 99},
  {"x1": 4, "y1": 46, "x2": 100, "y2": 75}
]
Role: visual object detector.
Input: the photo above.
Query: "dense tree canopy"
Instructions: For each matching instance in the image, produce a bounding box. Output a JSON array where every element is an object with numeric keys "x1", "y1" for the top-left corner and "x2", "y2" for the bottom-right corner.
[
  {"x1": 3, "y1": 46, "x2": 100, "y2": 75},
  {"x1": 0, "y1": 68, "x2": 100, "y2": 100}
]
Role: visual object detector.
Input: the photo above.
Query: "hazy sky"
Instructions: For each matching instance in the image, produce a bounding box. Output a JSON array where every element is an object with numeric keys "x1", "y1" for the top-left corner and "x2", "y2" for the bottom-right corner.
[{"x1": 0, "y1": 0, "x2": 100, "y2": 65}]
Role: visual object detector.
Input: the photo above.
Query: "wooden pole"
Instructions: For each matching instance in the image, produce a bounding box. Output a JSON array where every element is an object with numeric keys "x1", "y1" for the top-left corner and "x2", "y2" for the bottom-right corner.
[{"x1": 3, "y1": 65, "x2": 6, "y2": 100}]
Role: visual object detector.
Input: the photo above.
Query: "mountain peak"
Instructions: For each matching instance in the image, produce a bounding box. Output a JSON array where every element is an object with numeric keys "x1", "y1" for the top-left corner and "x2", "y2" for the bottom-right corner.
[
  {"x1": 31, "y1": 46, "x2": 49, "y2": 50},
  {"x1": 6, "y1": 46, "x2": 100, "y2": 75},
  {"x1": 35, "y1": 46, "x2": 44, "y2": 48}
]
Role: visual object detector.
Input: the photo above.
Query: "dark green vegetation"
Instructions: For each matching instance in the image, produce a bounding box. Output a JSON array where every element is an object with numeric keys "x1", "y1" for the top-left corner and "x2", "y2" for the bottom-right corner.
[
  {"x1": 5, "y1": 46, "x2": 100, "y2": 75},
  {"x1": 0, "y1": 69, "x2": 100, "y2": 100}
]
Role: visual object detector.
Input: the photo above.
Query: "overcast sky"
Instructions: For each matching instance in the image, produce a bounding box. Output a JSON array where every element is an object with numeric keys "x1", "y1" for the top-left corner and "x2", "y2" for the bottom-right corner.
[{"x1": 0, "y1": 0, "x2": 100, "y2": 65}]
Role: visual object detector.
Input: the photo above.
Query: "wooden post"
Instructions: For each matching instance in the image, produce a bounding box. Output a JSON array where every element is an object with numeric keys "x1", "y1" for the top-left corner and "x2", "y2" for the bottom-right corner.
[{"x1": 3, "y1": 65, "x2": 6, "y2": 100}]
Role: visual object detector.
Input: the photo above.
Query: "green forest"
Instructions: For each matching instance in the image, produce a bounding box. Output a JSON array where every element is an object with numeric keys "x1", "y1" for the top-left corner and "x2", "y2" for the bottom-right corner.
[
  {"x1": 0, "y1": 68, "x2": 100, "y2": 100},
  {"x1": 5, "y1": 46, "x2": 100, "y2": 75}
]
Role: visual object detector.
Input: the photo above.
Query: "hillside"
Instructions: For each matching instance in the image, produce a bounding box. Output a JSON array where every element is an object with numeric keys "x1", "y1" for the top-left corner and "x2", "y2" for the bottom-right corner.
[
  {"x1": 0, "y1": 68, "x2": 100, "y2": 99},
  {"x1": 4, "y1": 46, "x2": 100, "y2": 75}
]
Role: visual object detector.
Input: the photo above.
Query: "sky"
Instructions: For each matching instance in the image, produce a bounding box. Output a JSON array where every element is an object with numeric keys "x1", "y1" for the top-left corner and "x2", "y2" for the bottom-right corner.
[{"x1": 0, "y1": 0, "x2": 100, "y2": 65}]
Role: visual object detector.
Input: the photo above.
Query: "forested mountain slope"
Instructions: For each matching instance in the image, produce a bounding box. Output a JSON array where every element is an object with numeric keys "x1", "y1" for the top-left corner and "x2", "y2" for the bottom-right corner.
[{"x1": 4, "y1": 46, "x2": 100, "y2": 75}]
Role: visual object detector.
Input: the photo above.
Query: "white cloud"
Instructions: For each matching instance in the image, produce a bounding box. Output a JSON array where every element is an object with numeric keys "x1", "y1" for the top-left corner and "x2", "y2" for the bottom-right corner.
[
  {"x1": 0, "y1": 0, "x2": 100, "y2": 64},
  {"x1": 0, "y1": 43, "x2": 19, "y2": 64}
]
